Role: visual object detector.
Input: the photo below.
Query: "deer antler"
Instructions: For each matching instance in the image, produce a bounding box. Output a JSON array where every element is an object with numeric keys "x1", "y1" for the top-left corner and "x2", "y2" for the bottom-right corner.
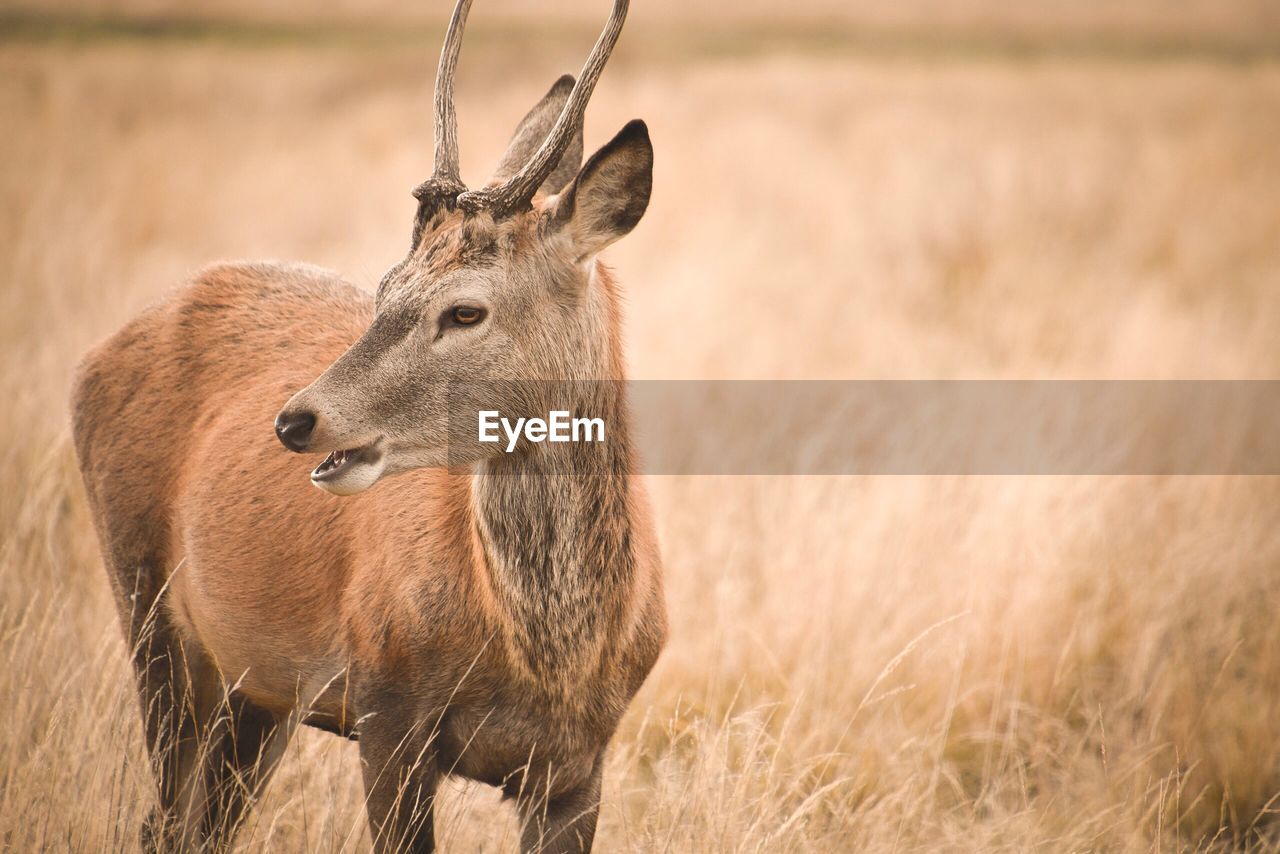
[
  {"x1": 414, "y1": 0, "x2": 473, "y2": 207},
  {"x1": 459, "y1": 0, "x2": 629, "y2": 218}
]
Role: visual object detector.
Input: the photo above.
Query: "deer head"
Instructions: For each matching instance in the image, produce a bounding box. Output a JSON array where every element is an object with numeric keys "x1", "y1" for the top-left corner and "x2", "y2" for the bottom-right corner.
[{"x1": 274, "y1": 0, "x2": 652, "y2": 496}]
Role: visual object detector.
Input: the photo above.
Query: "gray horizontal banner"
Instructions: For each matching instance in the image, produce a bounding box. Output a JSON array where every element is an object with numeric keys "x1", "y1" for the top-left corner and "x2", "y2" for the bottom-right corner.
[{"x1": 445, "y1": 381, "x2": 1280, "y2": 475}]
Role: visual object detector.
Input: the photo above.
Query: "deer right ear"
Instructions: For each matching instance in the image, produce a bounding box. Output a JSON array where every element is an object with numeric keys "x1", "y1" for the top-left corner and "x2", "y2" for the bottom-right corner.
[
  {"x1": 549, "y1": 119, "x2": 653, "y2": 262},
  {"x1": 489, "y1": 75, "x2": 584, "y2": 196}
]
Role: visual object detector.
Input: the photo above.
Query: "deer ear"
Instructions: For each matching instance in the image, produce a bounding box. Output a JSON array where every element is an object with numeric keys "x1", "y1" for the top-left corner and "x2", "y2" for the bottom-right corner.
[
  {"x1": 549, "y1": 119, "x2": 653, "y2": 261},
  {"x1": 489, "y1": 75, "x2": 584, "y2": 195}
]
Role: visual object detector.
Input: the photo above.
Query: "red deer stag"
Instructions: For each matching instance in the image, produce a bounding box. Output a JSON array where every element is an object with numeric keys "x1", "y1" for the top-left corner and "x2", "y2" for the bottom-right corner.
[{"x1": 71, "y1": 0, "x2": 666, "y2": 850}]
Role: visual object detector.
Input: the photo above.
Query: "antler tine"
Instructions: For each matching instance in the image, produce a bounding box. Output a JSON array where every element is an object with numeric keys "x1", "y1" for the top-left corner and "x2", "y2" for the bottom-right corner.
[
  {"x1": 416, "y1": 0, "x2": 473, "y2": 204},
  {"x1": 458, "y1": 0, "x2": 629, "y2": 218}
]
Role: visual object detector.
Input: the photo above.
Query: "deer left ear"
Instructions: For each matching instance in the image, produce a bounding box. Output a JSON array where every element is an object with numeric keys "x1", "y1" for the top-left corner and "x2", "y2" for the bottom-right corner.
[{"x1": 549, "y1": 119, "x2": 653, "y2": 261}]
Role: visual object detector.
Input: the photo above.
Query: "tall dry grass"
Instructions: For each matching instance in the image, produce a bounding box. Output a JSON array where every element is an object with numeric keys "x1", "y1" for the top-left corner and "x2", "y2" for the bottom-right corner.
[{"x1": 3, "y1": 17, "x2": 1280, "y2": 852}]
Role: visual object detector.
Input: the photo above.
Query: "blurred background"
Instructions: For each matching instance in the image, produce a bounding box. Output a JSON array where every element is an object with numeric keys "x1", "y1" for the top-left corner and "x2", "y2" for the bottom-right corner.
[{"x1": 3, "y1": 0, "x2": 1280, "y2": 850}]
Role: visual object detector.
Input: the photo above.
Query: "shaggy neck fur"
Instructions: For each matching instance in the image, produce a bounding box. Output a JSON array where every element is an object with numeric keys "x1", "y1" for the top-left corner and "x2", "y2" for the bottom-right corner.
[{"x1": 471, "y1": 266, "x2": 636, "y2": 686}]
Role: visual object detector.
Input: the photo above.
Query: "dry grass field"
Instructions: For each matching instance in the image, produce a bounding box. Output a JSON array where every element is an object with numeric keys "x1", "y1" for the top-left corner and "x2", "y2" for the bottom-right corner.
[{"x1": 3, "y1": 3, "x2": 1280, "y2": 851}]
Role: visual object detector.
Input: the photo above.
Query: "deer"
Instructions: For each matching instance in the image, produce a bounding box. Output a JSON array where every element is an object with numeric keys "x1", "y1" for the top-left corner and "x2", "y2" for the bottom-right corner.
[{"x1": 69, "y1": 0, "x2": 666, "y2": 850}]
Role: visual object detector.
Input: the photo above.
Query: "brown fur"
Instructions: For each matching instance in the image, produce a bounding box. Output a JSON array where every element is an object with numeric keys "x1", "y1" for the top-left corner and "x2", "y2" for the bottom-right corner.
[{"x1": 71, "y1": 81, "x2": 664, "y2": 852}]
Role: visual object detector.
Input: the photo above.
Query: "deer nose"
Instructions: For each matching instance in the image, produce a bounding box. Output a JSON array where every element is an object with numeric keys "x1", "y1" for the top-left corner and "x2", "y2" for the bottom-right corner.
[{"x1": 275, "y1": 410, "x2": 317, "y2": 452}]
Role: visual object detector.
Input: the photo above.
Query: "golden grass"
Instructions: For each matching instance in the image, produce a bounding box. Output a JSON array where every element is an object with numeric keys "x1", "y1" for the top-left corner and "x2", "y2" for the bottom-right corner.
[
  {"x1": 3, "y1": 24, "x2": 1280, "y2": 852},
  {"x1": 3, "y1": 0, "x2": 1277, "y2": 49}
]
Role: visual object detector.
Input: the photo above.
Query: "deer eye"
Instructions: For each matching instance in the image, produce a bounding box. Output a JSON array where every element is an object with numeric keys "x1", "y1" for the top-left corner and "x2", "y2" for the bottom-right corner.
[{"x1": 449, "y1": 306, "x2": 485, "y2": 326}]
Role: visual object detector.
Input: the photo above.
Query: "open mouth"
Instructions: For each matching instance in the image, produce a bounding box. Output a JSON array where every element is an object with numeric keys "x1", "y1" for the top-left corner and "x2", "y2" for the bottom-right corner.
[{"x1": 310, "y1": 439, "x2": 385, "y2": 492}]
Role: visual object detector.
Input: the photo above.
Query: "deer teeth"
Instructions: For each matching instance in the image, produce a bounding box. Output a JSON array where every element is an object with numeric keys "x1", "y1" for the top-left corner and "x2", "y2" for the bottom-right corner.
[{"x1": 312, "y1": 445, "x2": 375, "y2": 481}]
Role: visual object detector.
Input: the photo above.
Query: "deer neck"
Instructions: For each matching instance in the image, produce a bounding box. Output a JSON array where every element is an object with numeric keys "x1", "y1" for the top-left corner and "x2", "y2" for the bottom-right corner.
[
  {"x1": 471, "y1": 260, "x2": 637, "y2": 684},
  {"x1": 471, "y1": 380, "x2": 635, "y2": 683}
]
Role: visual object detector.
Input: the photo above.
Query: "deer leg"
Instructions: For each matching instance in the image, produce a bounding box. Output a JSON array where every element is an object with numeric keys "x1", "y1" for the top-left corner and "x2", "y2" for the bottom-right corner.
[
  {"x1": 111, "y1": 556, "x2": 281, "y2": 853},
  {"x1": 197, "y1": 692, "x2": 291, "y2": 851},
  {"x1": 130, "y1": 610, "x2": 219, "y2": 852},
  {"x1": 134, "y1": 639, "x2": 200, "y2": 853},
  {"x1": 105, "y1": 553, "x2": 212, "y2": 853},
  {"x1": 357, "y1": 711, "x2": 441, "y2": 853},
  {"x1": 517, "y1": 753, "x2": 605, "y2": 854}
]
